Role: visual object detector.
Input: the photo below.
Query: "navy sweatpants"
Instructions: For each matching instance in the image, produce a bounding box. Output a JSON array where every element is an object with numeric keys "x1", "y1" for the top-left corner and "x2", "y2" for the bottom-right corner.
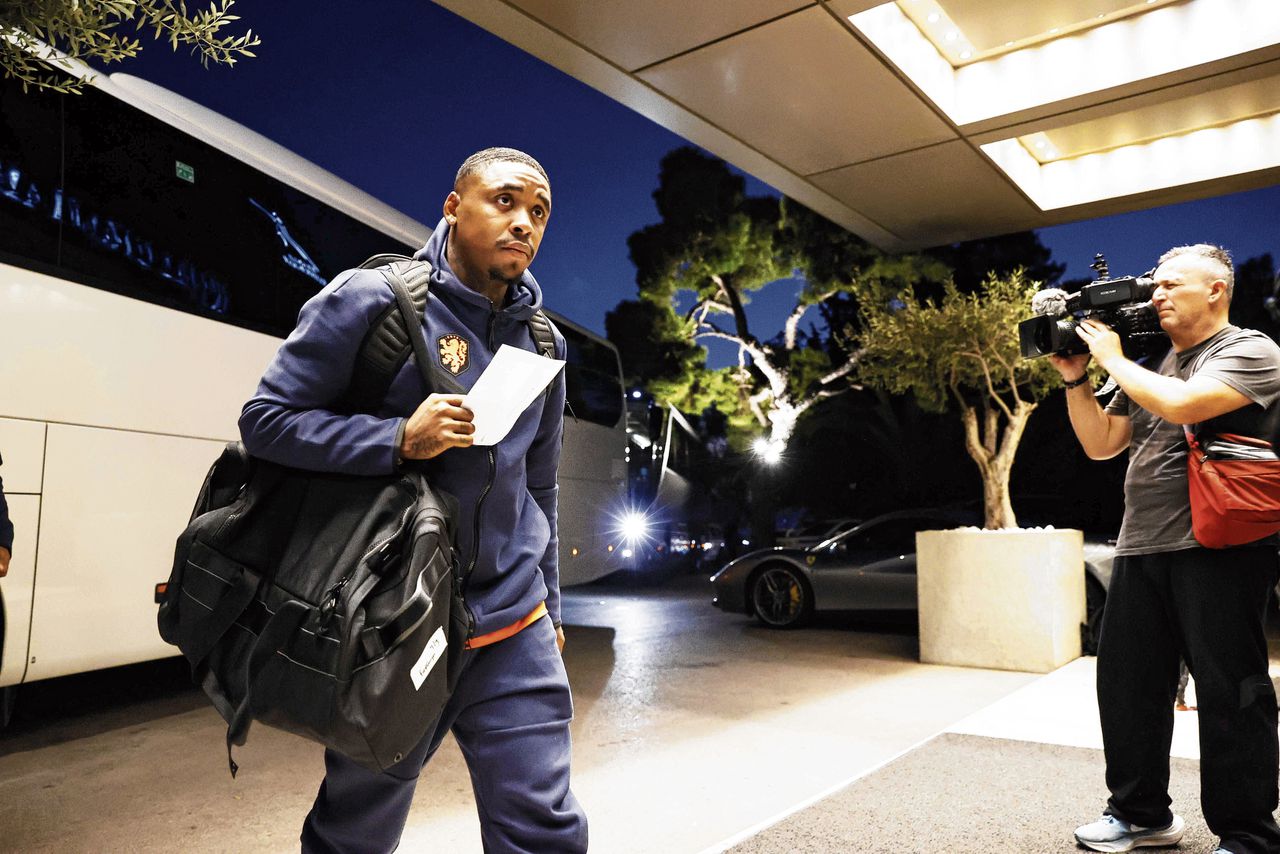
[
  {"x1": 1098, "y1": 546, "x2": 1280, "y2": 854},
  {"x1": 301, "y1": 615, "x2": 588, "y2": 853}
]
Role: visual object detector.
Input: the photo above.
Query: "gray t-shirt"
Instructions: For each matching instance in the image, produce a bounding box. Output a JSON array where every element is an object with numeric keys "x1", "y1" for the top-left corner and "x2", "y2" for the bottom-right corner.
[{"x1": 1105, "y1": 326, "x2": 1280, "y2": 555}]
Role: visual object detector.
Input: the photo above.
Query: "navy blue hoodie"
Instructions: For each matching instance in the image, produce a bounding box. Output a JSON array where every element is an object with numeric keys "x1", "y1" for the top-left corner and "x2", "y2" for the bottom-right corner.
[{"x1": 239, "y1": 218, "x2": 567, "y2": 634}]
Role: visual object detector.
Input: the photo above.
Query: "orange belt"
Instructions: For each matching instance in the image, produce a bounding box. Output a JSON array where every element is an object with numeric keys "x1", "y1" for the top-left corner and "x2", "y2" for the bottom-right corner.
[{"x1": 465, "y1": 602, "x2": 548, "y2": 650}]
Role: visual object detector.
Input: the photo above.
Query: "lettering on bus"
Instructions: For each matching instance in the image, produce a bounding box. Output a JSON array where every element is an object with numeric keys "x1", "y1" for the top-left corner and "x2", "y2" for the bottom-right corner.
[{"x1": 0, "y1": 156, "x2": 232, "y2": 314}]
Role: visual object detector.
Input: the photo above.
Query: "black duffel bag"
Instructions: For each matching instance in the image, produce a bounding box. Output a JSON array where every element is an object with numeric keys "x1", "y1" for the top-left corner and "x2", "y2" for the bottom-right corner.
[{"x1": 157, "y1": 264, "x2": 470, "y2": 776}]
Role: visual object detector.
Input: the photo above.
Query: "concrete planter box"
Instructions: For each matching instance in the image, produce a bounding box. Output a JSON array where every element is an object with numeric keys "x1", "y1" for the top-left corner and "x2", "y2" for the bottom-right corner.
[{"x1": 916, "y1": 528, "x2": 1085, "y2": 673}]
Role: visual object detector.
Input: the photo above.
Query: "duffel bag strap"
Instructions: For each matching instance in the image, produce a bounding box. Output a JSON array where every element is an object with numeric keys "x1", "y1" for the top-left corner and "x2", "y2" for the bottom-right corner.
[
  {"x1": 199, "y1": 666, "x2": 236, "y2": 724},
  {"x1": 183, "y1": 565, "x2": 259, "y2": 676},
  {"x1": 224, "y1": 599, "x2": 308, "y2": 778}
]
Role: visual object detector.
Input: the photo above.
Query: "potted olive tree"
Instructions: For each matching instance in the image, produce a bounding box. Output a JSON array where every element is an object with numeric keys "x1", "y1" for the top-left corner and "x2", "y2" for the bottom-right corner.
[{"x1": 855, "y1": 271, "x2": 1085, "y2": 672}]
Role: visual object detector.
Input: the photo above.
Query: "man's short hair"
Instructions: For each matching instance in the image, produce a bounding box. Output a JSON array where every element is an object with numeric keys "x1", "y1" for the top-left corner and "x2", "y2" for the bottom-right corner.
[
  {"x1": 454, "y1": 148, "x2": 548, "y2": 191},
  {"x1": 1158, "y1": 243, "x2": 1234, "y2": 301}
]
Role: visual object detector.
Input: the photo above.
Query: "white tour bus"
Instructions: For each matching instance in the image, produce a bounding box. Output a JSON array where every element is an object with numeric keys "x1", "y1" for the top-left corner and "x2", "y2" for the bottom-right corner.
[{"x1": 0, "y1": 66, "x2": 627, "y2": 716}]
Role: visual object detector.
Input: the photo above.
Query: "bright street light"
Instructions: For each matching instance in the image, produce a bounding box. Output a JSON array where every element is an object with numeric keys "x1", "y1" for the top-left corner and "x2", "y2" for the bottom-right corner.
[{"x1": 753, "y1": 436, "x2": 784, "y2": 465}]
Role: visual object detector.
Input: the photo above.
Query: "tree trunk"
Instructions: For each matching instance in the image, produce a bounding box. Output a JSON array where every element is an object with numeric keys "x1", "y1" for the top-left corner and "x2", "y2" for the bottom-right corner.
[
  {"x1": 981, "y1": 457, "x2": 1016, "y2": 530},
  {"x1": 959, "y1": 399, "x2": 1036, "y2": 529}
]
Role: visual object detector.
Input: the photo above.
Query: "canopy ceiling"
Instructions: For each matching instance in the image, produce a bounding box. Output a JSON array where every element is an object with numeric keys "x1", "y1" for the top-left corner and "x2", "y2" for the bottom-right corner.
[{"x1": 435, "y1": 0, "x2": 1280, "y2": 250}]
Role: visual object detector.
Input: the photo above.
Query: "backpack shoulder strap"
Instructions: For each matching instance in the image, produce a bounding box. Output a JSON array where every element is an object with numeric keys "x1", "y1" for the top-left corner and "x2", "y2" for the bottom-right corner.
[
  {"x1": 527, "y1": 309, "x2": 558, "y2": 359},
  {"x1": 334, "y1": 258, "x2": 433, "y2": 413},
  {"x1": 527, "y1": 310, "x2": 567, "y2": 414},
  {"x1": 357, "y1": 252, "x2": 414, "y2": 270}
]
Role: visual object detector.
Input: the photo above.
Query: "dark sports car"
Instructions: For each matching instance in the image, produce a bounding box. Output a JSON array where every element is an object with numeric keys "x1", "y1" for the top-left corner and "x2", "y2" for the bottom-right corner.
[{"x1": 709, "y1": 509, "x2": 1114, "y2": 651}]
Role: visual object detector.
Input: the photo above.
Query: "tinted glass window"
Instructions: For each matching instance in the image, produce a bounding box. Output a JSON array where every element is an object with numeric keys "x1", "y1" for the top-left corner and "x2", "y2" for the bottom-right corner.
[
  {"x1": 868, "y1": 520, "x2": 922, "y2": 551},
  {"x1": 0, "y1": 77, "x2": 410, "y2": 337},
  {"x1": 0, "y1": 80, "x2": 62, "y2": 267},
  {"x1": 664, "y1": 415, "x2": 696, "y2": 479},
  {"x1": 843, "y1": 518, "x2": 944, "y2": 551},
  {"x1": 561, "y1": 323, "x2": 622, "y2": 427}
]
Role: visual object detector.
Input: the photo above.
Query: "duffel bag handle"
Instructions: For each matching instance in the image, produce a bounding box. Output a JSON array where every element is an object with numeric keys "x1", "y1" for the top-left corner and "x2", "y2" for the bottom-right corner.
[{"x1": 360, "y1": 576, "x2": 432, "y2": 661}]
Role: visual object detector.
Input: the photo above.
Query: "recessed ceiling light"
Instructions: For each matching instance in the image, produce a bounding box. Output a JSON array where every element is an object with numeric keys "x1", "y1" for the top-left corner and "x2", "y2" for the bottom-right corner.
[
  {"x1": 960, "y1": 50, "x2": 972, "y2": 59},
  {"x1": 945, "y1": 30, "x2": 958, "y2": 41},
  {"x1": 850, "y1": 0, "x2": 1280, "y2": 133},
  {"x1": 927, "y1": 12, "x2": 940, "y2": 23},
  {"x1": 1035, "y1": 140, "x2": 1046, "y2": 148},
  {"x1": 1049, "y1": 28, "x2": 1060, "y2": 34},
  {"x1": 1005, "y1": 41, "x2": 1014, "y2": 47}
]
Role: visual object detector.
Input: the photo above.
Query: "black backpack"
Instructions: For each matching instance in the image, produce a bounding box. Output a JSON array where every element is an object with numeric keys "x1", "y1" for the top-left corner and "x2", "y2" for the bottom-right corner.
[{"x1": 157, "y1": 257, "x2": 556, "y2": 776}]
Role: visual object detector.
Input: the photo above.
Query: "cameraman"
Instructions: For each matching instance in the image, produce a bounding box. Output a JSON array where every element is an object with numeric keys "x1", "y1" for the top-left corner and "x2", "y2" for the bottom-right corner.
[{"x1": 1054, "y1": 245, "x2": 1280, "y2": 854}]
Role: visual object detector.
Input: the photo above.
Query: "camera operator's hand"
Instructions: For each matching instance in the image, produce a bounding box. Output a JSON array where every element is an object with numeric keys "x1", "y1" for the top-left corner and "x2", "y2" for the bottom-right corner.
[
  {"x1": 400, "y1": 394, "x2": 475, "y2": 460},
  {"x1": 1050, "y1": 351, "x2": 1091, "y2": 383},
  {"x1": 1075, "y1": 319, "x2": 1125, "y2": 371}
]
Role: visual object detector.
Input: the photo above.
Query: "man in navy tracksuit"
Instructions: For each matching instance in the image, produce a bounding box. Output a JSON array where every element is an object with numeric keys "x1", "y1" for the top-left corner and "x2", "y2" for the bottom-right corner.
[{"x1": 238, "y1": 148, "x2": 587, "y2": 853}]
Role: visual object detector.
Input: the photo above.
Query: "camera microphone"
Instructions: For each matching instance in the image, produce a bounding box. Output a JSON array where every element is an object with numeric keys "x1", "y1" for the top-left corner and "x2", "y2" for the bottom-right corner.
[{"x1": 1031, "y1": 288, "x2": 1069, "y2": 317}]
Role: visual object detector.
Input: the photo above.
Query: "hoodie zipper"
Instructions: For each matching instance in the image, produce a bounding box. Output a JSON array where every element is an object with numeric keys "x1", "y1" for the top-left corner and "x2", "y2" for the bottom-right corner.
[
  {"x1": 461, "y1": 310, "x2": 500, "y2": 639},
  {"x1": 467, "y1": 448, "x2": 497, "y2": 585}
]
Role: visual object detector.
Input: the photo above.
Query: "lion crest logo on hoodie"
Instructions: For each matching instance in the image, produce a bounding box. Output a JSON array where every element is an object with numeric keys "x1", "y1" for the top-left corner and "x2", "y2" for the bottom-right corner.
[{"x1": 438, "y1": 334, "x2": 470, "y2": 375}]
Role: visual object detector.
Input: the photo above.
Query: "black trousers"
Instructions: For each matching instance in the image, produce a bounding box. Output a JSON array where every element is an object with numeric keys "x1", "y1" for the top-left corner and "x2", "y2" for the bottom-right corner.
[{"x1": 1098, "y1": 545, "x2": 1280, "y2": 854}]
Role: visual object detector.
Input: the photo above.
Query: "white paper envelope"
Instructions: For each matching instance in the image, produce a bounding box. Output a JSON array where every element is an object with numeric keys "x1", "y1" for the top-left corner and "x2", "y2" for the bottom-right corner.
[{"x1": 462, "y1": 344, "x2": 565, "y2": 445}]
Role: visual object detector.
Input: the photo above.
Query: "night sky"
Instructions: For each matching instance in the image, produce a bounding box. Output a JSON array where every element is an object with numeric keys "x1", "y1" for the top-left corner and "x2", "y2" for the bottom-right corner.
[{"x1": 109, "y1": 1, "x2": 1280, "y2": 366}]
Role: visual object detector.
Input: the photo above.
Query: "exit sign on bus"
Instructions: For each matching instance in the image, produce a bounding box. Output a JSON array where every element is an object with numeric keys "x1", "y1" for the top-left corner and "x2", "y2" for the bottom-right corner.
[{"x1": 175, "y1": 161, "x2": 195, "y2": 183}]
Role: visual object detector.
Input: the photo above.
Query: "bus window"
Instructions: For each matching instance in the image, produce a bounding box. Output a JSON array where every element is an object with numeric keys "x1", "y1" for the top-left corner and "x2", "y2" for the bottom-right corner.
[
  {"x1": 665, "y1": 414, "x2": 694, "y2": 480},
  {"x1": 0, "y1": 80, "x2": 62, "y2": 268},
  {"x1": 45, "y1": 81, "x2": 408, "y2": 337},
  {"x1": 561, "y1": 324, "x2": 623, "y2": 427}
]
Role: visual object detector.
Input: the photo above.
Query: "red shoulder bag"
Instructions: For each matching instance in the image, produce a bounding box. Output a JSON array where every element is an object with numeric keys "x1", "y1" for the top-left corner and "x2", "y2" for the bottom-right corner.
[{"x1": 1185, "y1": 430, "x2": 1280, "y2": 548}]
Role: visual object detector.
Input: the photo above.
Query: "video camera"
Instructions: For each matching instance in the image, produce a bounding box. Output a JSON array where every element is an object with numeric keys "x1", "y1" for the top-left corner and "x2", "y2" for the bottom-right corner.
[{"x1": 1018, "y1": 254, "x2": 1169, "y2": 360}]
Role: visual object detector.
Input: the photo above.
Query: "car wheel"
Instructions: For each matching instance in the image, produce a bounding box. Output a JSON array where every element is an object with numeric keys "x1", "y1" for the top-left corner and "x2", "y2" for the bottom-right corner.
[
  {"x1": 750, "y1": 564, "x2": 813, "y2": 629},
  {"x1": 1082, "y1": 572, "x2": 1107, "y2": 656}
]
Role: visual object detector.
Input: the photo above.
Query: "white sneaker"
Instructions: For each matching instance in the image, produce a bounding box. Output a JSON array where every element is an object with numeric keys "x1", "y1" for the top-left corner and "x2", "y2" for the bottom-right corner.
[{"x1": 1073, "y1": 813, "x2": 1185, "y2": 852}]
